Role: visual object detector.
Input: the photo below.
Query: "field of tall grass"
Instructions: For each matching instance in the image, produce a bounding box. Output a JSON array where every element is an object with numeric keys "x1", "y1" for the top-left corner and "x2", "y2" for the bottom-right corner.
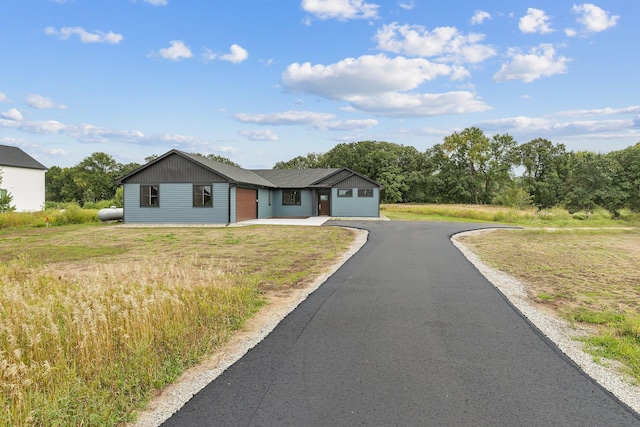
[
  {"x1": 0, "y1": 225, "x2": 355, "y2": 426},
  {"x1": 0, "y1": 203, "x2": 99, "y2": 229},
  {"x1": 381, "y1": 203, "x2": 640, "y2": 227}
]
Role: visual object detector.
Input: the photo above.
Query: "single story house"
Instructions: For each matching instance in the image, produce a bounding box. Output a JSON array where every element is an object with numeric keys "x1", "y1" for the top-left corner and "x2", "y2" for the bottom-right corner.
[
  {"x1": 0, "y1": 145, "x2": 47, "y2": 212},
  {"x1": 116, "y1": 149, "x2": 381, "y2": 224}
]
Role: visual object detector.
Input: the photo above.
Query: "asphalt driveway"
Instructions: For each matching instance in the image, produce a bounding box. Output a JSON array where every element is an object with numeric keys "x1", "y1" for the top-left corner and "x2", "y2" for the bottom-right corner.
[{"x1": 162, "y1": 221, "x2": 640, "y2": 426}]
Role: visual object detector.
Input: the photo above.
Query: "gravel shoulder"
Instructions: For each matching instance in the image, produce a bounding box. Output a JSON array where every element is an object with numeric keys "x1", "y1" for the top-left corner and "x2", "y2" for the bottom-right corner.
[{"x1": 452, "y1": 228, "x2": 640, "y2": 415}]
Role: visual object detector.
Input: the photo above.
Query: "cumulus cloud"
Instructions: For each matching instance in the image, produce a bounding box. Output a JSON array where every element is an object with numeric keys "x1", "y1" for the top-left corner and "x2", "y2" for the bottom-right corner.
[
  {"x1": 1, "y1": 108, "x2": 23, "y2": 121},
  {"x1": 44, "y1": 26, "x2": 123, "y2": 44},
  {"x1": 26, "y1": 94, "x2": 66, "y2": 109},
  {"x1": 220, "y1": 44, "x2": 249, "y2": 64},
  {"x1": 493, "y1": 44, "x2": 570, "y2": 83},
  {"x1": 283, "y1": 54, "x2": 454, "y2": 99},
  {"x1": 239, "y1": 129, "x2": 279, "y2": 141},
  {"x1": 301, "y1": 0, "x2": 380, "y2": 21},
  {"x1": 0, "y1": 92, "x2": 9, "y2": 103},
  {"x1": 282, "y1": 54, "x2": 489, "y2": 117},
  {"x1": 572, "y1": 3, "x2": 619, "y2": 33},
  {"x1": 471, "y1": 10, "x2": 491, "y2": 25},
  {"x1": 153, "y1": 40, "x2": 193, "y2": 61},
  {"x1": 519, "y1": 8, "x2": 553, "y2": 34},
  {"x1": 375, "y1": 23, "x2": 496, "y2": 64},
  {"x1": 398, "y1": 1, "x2": 414, "y2": 10}
]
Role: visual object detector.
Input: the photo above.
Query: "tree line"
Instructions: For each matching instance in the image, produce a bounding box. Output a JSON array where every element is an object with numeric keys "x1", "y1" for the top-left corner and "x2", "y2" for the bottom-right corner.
[{"x1": 45, "y1": 127, "x2": 640, "y2": 216}]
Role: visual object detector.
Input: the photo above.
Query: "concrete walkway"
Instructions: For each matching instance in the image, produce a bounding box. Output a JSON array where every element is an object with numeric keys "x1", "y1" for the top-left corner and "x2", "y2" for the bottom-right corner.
[{"x1": 238, "y1": 216, "x2": 332, "y2": 226}]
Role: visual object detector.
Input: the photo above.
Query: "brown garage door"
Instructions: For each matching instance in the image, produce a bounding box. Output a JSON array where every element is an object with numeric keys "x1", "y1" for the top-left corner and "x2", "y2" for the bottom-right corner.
[{"x1": 236, "y1": 188, "x2": 257, "y2": 222}]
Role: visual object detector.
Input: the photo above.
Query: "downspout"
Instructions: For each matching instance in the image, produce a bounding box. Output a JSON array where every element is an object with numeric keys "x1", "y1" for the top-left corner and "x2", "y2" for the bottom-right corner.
[{"x1": 227, "y1": 183, "x2": 237, "y2": 226}]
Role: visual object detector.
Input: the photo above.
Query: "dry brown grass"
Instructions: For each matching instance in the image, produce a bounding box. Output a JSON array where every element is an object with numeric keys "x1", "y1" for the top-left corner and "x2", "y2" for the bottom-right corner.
[{"x1": 0, "y1": 224, "x2": 355, "y2": 426}]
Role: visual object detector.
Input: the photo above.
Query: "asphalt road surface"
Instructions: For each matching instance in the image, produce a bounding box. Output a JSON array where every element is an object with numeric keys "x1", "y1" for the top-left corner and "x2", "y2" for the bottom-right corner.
[{"x1": 162, "y1": 221, "x2": 640, "y2": 426}]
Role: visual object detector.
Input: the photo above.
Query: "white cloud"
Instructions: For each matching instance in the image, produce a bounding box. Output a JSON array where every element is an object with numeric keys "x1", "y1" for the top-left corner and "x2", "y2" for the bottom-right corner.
[
  {"x1": 565, "y1": 28, "x2": 578, "y2": 37},
  {"x1": 234, "y1": 110, "x2": 335, "y2": 126},
  {"x1": 556, "y1": 106, "x2": 640, "y2": 117},
  {"x1": 0, "y1": 92, "x2": 9, "y2": 103},
  {"x1": 0, "y1": 116, "x2": 214, "y2": 148},
  {"x1": 44, "y1": 26, "x2": 123, "y2": 44},
  {"x1": 1, "y1": 108, "x2": 23, "y2": 121},
  {"x1": 201, "y1": 48, "x2": 217, "y2": 63},
  {"x1": 282, "y1": 54, "x2": 490, "y2": 117},
  {"x1": 155, "y1": 40, "x2": 193, "y2": 61},
  {"x1": 519, "y1": 8, "x2": 553, "y2": 34},
  {"x1": 345, "y1": 91, "x2": 490, "y2": 117},
  {"x1": 313, "y1": 119, "x2": 378, "y2": 131},
  {"x1": 374, "y1": 23, "x2": 496, "y2": 64},
  {"x1": 220, "y1": 44, "x2": 249, "y2": 64},
  {"x1": 239, "y1": 129, "x2": 279, "y2": 141},
  {"x1": 398, "y1": 1, "x2": 414, "y2": 10},
  {"x1": 26, "y1": 94, "x2": 66, "y2": 109},
  {"x1": 143, "y1": 0, "x2": 167, "y2": 5},
  {"x1": 572, "y1": 3, "x2": 619, "y2": 33},
  {"x1": 301, "y1": 0, "x2": 379, "y2": 21},
  {"x1": 234, "y1": 110, "x2": 378, "y2": 131},
  {"x1": 283, "y1": 54, "x2": 454, "y2": 99},
  {"x1": 493, "y1": 44, "x2": 569, "y2": 83},
  {"x1": 471, "y1": 10, "x2": 491, "y2": 25}
]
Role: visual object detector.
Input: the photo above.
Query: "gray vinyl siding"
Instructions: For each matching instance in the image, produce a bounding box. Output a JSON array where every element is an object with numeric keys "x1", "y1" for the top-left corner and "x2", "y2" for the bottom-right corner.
[
  {"x1": 123, "y1": 153, "x2": 228, "y2": 183},
  {"x1": 257, "y1": 188, "x2": 273, "y2": 218},
  {"x1": 334, "y1": 175, "x2": 377, "y2": 189},
  {"x1": 331, "y1": 187, "x2": 379, "y2": 217},
  {"x1": 272, "y1": 189, "x2": 313, "y2": 217},
  {"x1": 123, "y1": 183, "x2": 229, "y2": 224}
]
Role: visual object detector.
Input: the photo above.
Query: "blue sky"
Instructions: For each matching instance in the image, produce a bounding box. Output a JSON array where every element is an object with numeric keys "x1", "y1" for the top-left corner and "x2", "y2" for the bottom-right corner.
[{"x1": 1, "y1": 0, "x2": 638, "y2": 169}]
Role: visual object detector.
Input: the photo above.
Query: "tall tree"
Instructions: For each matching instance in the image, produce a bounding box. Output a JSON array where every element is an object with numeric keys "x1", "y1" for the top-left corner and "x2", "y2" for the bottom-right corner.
[
  {"x1": 609, "y1": 142, "x2": 640, "y2": 211},
  {"x1": 516, "y1": 138, "x2": 570, "y2": 209},
  {"x1": 273, "y1": 153, "x2": 325, "y2": 170},
  {"x1": 442, "y1": 127, "x2": 491, "y2": 204},
  {"x1": 564, "y1": 151, "x2": 627, "y2": 216}
]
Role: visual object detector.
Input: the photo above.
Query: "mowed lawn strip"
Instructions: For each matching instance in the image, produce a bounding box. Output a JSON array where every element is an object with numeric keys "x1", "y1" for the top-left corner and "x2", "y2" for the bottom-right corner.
[
  {"x1": 458, "y1": 228, "x2": 640, "y2": 383},
  {"x1": 0, "y1": 224, "x2": 355, "y2": 426}
]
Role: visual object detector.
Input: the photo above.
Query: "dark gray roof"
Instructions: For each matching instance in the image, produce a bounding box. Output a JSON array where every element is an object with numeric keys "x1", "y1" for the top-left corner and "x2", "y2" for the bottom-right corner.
[
  {"x1": 0, "y1": 145, "x2": 47, "y2": 170},
  {"x1": 179, "y1": 152, "x2": 276, "y2": 187},
  {"x1": 251, "y1": 168, "x2": 340, "y2": 188}
]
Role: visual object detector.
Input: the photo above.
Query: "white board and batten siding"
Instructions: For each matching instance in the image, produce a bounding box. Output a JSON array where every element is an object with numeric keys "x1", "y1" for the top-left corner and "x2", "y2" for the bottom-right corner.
[
  {"x1": 123, "y1": 183, "x2": 230, "y2": 224},
  {"x1": 1, "y1": 166, "x2": 45, "y2": 212}
]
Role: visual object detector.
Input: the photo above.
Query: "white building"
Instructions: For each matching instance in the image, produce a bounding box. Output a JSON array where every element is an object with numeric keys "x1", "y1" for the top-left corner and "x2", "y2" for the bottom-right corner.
[{"x1": 0, "y1": 145, "x2": 47, "y2": 212}]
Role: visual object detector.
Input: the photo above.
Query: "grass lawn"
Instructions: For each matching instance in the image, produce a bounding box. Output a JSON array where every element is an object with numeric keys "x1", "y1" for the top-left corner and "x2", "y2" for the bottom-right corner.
[{"x1": 0, "y1": 224, "x2": 356, "y2": 426}]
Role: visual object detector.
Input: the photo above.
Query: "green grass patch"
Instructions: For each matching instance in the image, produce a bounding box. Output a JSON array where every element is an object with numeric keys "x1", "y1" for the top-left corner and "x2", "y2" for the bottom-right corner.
[{"x1": 382, "y1": 204, "x2": 640, "y2": 228}]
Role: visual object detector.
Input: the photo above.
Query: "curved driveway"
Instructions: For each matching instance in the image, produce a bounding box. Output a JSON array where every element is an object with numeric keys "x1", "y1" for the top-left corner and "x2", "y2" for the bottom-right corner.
[{"x1": 163, "y1": 221, "x2": 640, "y2": 426}]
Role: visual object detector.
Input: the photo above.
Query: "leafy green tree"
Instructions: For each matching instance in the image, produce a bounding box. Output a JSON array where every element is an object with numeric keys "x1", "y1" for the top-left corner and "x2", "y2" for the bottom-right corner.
[
  {"x1": 75, "y1": 152, "x2": 120, "y2": 203},
  {"x1": 441, "y1": 127, "x2": 518, "y2": 204},
  {"x1": 320, "y1": 141, "x2": 426, "y2": 203},
  {"x1": 274, "y1": 153, "x2": 325, "y2": 169},
  {"x1": 564, "y1": 151, "x2": 627, "y2": 216},
  {"x1": 515, "y1": 139, "x2": 570, "y2": 209},
  {"x1": 609, "y1": 142, "x2": 640, "y2": 211}
]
